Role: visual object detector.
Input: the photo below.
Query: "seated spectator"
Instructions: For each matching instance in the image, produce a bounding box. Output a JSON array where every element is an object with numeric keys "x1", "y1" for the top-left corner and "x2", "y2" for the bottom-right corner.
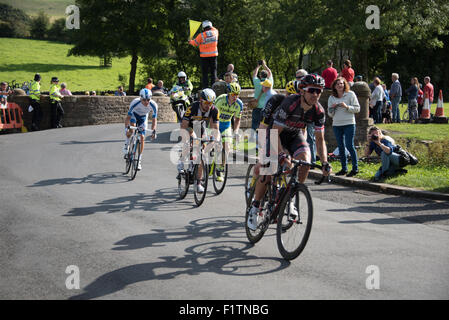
[
  {"x1": 60, "y1": 82, "x2": 72, "y2": 96},
  {"x1": 364, "y1": 126, "x2": 406, "y2": 181},
  {"x1": 84, "y1": 91, "x2": 90, "y2": 95},
  {"x1": 115, "y1": 86, "x2": 126, "y2": 96},
  {"x1": 91, "y1": 91, "x2": 97, "y2": 96},
  {"x1": 152, "y1": 80, "x2": 167, "y2": 95},
  {"x1": 0, "y1": 81, "x2": 12, "y2": 107}
]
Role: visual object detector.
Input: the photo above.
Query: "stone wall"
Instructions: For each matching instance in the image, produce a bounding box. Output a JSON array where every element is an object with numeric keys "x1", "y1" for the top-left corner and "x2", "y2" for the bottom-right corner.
[{"x1": 9, "y1": 84, "x2": 373, "y2": 148}]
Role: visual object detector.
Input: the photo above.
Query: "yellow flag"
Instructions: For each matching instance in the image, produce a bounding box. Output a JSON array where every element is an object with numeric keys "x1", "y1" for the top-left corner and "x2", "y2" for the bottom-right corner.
[{"x1": 189, "y1": 20, "x2": 202, "y2": 40}]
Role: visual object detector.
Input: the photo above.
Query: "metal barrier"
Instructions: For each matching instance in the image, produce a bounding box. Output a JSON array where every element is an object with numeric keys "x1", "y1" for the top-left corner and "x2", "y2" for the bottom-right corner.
[{"x1": 0, "y1": 102, "x2": 23, "y2": 131}]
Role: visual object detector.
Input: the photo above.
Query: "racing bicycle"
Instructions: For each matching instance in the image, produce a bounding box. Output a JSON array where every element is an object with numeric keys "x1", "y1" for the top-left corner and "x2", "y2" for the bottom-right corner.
[
  {"x1": 245, "y1": 159, "x2": 330, "y2": 261},
  {"x1": 124, "y1": 125, "x2": 143, "y2": 180}
]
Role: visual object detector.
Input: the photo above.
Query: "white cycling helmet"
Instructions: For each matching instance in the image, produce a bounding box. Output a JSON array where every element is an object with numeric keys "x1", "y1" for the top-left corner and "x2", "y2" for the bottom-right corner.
[
  {"x1": 177, "y1": 71, "x2": 187, "y2": 78},
  {"x1": 139, "y1": 88, "x2": 152, "y2": 100},
  {"x1": 202, "y1": 20, "x2": 212, "y2": 29},
  {"x1": 201, "y1": 88, "x2": 216, "y2": 103}
]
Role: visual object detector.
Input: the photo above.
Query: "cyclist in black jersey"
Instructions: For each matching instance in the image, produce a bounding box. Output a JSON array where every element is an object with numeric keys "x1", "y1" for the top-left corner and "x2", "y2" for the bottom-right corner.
[
  {"x1": 247, "y1": 74, "x2": 331, "y2": 231},
  {"x1": 178, "y1": 88, "x2": 220, "y2": 193}
]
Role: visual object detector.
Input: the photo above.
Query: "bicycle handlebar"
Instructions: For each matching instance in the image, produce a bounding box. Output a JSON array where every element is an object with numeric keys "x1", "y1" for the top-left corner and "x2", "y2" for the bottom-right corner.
[{"x1": 285, "y1": 159, "x2": 331, "y2": 185}]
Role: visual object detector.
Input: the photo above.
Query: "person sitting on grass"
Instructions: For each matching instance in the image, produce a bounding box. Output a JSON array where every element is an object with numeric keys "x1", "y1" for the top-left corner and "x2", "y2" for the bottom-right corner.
[{"x1": 364, "y1": 126, "x2": 407, "y2": 181}]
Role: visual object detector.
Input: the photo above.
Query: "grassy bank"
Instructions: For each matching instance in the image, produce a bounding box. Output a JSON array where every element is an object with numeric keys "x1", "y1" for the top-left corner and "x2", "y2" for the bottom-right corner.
[{"x1": 0, "y1": 38, "x2": 134, "y2": 92}]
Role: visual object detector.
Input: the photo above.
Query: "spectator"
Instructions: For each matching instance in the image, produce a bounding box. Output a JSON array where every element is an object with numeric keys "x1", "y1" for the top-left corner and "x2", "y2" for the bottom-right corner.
[
  {"x1": 91, "y1": 91, "x2": 97, "y2": 96},
  {"x1": 417, "y1": 83, "x2": 424, "y2": 118},
  {"x1": 365, "y1": 126, "x2": 404, "y2": 182},
  {"x1": 84, "y1": 91, "x2": 90, "y2": 95},
  {"x1": 405, "y1": 77, "x2": 419, "y2": 123},
  {"x1": 219, "y1": 64, "x2": 235, "y2": 80},
  {"x1": 321, "y1": 60, "x2": 338, "y2": 89},
  {"x1": 49, "y1": 77, "x2": 64, "y2": 128},
  {"x1": 59, "y1": 82, "x2": 72, "y2": 96},
  {"x1": 188, "y1": 20, "x2": 219, "y2": 88},
  {"x1": 0, "y1": 81, "x2": 12, "y2": 108},
  {"x1": 340, "y1": 59, "x2": 355, "y2": 86},
  {"x1": 328, "y1": 77, "x2": 360, "y2": 177},
  {"x1": 296, "y1": 69, "x2": 308, "y2": 80},
  {"x1": 145, "y1": 77, "x2": 154, "y2": 90},
  {"x1": 261, "y1": 79, "x2": 277, "y2": 107},
  {"x1": 381, "y1": 84, "x2": 392, "y2": 124},
  {"x1": 423, "y1": 76, "x2": 434, "y2": 109},
  {"x1": 369, "y1": 77, "x2": 385, "y2": 124},
  {"x1": 152, "y1": 80, "x2": 167, "y2": 96},
  {"x1": 115, "y1": 86, "x2": 126, "y2": 96},
  {"x1": 251, "y1": 60, "x2": 273, "y2": 140},
  {"x1": 354, "y1": 75, "x2": 363, "y2": 82},
  {"x1": 390, "y1": 73, "x2": 402, "y2": 123},
  {"x1": 29, "y1": 73, "x2": 43, "y2": 131}
]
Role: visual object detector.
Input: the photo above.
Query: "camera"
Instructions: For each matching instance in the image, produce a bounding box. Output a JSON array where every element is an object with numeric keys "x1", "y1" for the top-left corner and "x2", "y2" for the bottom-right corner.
[
  {"x1": 371, "y1": 134, "x2": 379, "y2": 140},
  {"x1": 258, "y1": 60, "x2": 263, "y2": 66}
]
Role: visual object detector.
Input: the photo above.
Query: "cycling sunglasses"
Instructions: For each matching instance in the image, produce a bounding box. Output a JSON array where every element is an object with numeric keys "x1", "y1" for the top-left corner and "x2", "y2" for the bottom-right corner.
[{"x1": 303, "y1": 87, "x2": 323, "y2": 94}]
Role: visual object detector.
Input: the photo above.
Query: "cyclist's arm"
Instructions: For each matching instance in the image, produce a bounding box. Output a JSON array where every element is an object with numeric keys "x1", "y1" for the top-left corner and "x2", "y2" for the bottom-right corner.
[
  {"x1": 124, "y1": 115, "x2": 131, "y2": 128},
  {"x1": 314, "y1": 129, "x2": 328, "y2": 164}
]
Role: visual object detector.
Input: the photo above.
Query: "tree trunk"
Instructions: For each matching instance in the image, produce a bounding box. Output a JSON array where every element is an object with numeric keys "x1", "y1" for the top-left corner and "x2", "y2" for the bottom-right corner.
[{"x1": 129, "y1": 52, "x2": 138, "y2": 94}]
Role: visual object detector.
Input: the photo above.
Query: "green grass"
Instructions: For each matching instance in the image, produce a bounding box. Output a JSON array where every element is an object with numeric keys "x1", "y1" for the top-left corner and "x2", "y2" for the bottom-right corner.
[
  {"x1": 1, "y1": 0, "x2": 72, "y2": 19},
  {"x1": 0, "y1": 38, "x2": 135, "y2": 92},
  {"x1": 377, "y1": 122, "x2": 449, "y2": 141}
]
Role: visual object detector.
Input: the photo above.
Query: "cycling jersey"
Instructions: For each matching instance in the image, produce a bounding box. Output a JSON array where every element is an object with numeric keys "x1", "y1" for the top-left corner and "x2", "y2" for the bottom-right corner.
[
  {"x1": 182, "y1": 101, "x2": 219, "y2": 132},
  {"x1": 261, "y1": 93, "x2": 287, "y2": 127},
  {"x1": 273, "y1": 94, "x2": 325, "y2": 158},
  {"x1": 214, "y1": 93, "x2": 243, "y2": 132},
  {"x1": 127, "y1": 97, "x2": 158, "y2": 135}
]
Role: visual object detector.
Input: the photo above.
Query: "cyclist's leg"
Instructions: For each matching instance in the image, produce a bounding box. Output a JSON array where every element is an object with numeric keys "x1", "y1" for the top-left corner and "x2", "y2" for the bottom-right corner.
[{"x1": 289, "y1": 135, "x2": 311, "y2": 184}]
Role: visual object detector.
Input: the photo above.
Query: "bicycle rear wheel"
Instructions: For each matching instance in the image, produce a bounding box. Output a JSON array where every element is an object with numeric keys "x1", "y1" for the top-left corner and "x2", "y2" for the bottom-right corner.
[
  {"x1": 130, "y1": 139, "x2": 141, "y2": 180},
  {"x1": 212, "y1": 151, "x2": 228, "y2": 195},
  {"x1": 276, "y1": 184, "x2": 313, "y2": 261},
  {"x1": 193, "y1": 159, "x2": 208, "y2": 207}
]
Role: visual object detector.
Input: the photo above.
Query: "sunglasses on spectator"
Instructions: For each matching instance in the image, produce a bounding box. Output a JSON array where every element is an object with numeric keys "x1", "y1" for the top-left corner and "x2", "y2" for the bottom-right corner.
[{"x1": 303, "y1": 87, "x2": 323, "y2": 94}]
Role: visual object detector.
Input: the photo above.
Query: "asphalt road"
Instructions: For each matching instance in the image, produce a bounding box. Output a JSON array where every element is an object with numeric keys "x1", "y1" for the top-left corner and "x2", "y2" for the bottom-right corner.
[{"x1": 1, "y1": 123, "x2": 448, "y2": 300}]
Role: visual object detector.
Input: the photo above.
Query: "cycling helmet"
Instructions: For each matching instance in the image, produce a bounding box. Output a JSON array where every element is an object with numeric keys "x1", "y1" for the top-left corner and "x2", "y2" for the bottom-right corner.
[
  {"x1": 177, "y1": 71, "x2": 187, "y2": 78},
  {"x1": 299, "y1": 74, "x2": 325, "y2": 88},
  {"x1": 285, "y1": 81, "x2": 296, "y2": 94},
  {"x1": 227, "y1": 82, "x2": 241, "y2": 95},
  {"x1": 139, "y1": 88, "x2": 152, "y2": 100},
  {"x1": 202, "y1": 20, "x2": 212, "y2": 29},
  {"x1": 201, "y1": 88, "x2": 216, "y2": 103}
]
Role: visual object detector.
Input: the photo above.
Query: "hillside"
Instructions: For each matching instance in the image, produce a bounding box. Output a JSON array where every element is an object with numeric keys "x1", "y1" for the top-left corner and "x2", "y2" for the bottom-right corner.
[
  {"x1": 0, "y1": 0, "x2": 72, "y2": 19},
  {"x1": 0, "y1": 38, "x2": 135, "y2": 92}
]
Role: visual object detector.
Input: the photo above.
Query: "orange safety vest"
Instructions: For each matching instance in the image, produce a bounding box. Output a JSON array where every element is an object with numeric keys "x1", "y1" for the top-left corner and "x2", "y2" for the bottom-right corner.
[{"x1": 189, "y1": 27, "x2": 219, "y2": 57}]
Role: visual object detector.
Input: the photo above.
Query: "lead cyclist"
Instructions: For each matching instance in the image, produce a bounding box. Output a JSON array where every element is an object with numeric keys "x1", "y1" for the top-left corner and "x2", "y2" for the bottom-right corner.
[{"x1": 123, "y1": 88, "x2": 158, "y2": 170}]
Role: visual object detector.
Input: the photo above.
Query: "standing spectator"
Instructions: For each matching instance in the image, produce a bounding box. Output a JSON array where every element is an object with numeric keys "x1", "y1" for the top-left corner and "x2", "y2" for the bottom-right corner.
[
  {"x1": 0, "y1": 81, "x2": 12, "y2": 108},
  {"x1": 381, "y1": 83, "x2": 392, "y2": 123},
  {"x1": 115, "y1": 86, "x2": 126, "y2": 96},
  {"x1": 328, "y1": 77, "x2": 360, "y2": 177},
  {"x1": 49, "y1": 77, "x2": 64, "y2": 128},
  {"x1": 260, "y1": 79, "x2": 277, "y2": 108},
  {"x1": 354, "y1": 75, "x2": 363, "y2": 82},
  {"x1": 219, "y1": 64, "x2": 235, "y2": 80},
  {"x1": 405, "y1": 77, "x2": 419, "y2": 123},
  {"x1": 188, "y1": 20, "x2": 219, "y2": 89},
  {"x1": 145, "y1": 77, "x2": 154, "y2": 90},
  {"x1": 390, "y1": 73, "x2": 402, "y2": 123},
  {"x1": 251, "y1": 60, "x2": 273, "y2": 140},
  {"x1": 340, "y1": 59, "x2": 355, "y2": 86},
  {"x1": 91, "y1": 91, "x2": 97, "y2": 96},
  {"x1": 417, "y1": 83, "x2": 424, "y2": 118},
  {"x1": 152, "y1": 80, "x2": 167, "y2": 95},
  {"x1": 59, "y1": 82, "x2": 72, "y2": 96},
  {"x1": 29, "y1": 73, "x2": 43, "y2": 131},
  {"x1": 423, "y1": 76, "x2": 434, "y2": 108},
  {"x1": 321, "y1": 60, "x2": 338, "y2": 89},
  {"x1": 369, "y1": 77, "x2": 385, "y2": 124}
]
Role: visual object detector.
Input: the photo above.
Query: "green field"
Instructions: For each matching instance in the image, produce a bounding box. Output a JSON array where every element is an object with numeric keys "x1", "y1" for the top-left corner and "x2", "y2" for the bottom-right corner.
[
  {"x1": 0, "y1": 38, "x2": 136, "y2": 92},
  {"x1": 1, "y1": 0, "x2": 72, "y2": 19}
]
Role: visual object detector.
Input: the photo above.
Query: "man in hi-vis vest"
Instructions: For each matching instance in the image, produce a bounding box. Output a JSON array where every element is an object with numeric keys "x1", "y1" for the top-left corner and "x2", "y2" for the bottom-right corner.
[{"x1": 188, "y1": 20, "x2": 219, "y2": 89}]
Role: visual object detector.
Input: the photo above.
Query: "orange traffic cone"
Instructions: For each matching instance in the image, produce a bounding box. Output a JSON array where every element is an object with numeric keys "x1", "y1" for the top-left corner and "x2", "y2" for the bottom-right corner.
[
  {"x1": 433, "y1": 90, "x2": 448, "y2": 123},
  {"x1": 420, "y1": 94, "x2": 431, "y2": 121}
]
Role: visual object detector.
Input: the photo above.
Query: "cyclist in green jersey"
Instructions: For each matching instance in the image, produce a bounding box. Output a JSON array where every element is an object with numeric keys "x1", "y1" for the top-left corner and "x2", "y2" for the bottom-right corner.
[{"x1": 214, "y1": 82, "x2": 243, "y2": 181}]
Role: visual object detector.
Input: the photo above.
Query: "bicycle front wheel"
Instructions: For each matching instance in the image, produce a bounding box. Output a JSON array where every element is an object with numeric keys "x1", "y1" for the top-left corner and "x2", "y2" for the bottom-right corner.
[
  {"x1": 193, "y1": 159, "x2": 208, "y2": 207},
  {"x1": 276, "y1": 184, "x2": 313, "y2": 261},
  {"x1": 130, "y1": 139, "x2": 141, "y2": 180},
  {"x1": 212, "y1": 153, "x2": 228, "y2": 195},
  {"x1": 177, "y1": 169, "x2": 189, "y2": 200}
]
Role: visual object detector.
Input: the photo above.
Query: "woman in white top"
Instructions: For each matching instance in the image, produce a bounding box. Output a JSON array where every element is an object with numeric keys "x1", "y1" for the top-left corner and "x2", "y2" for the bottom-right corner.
[
  {"x1": 328, "y1": 77, "x2": 361, "y2": 177},
  {"x1": 370, "y1": 77, "x2": 385, "y2": 124}
]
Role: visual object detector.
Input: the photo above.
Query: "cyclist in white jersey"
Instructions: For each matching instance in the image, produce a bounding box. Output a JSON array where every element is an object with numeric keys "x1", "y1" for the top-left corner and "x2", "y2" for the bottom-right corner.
[{"x1": 123, "y1": 88, "x2": 158, "y2": 170}]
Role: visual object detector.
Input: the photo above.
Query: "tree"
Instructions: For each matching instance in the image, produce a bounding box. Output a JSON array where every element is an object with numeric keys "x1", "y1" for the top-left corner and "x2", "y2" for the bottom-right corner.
[
  {"x1": 30, "y1": 11, "x2": 50, "y2": 40},
  {"x1": 0, "y1": 3, "x2": 31, "y2": 38},
  {"x1": 69, "y1": 0, "x2": 170, "y2": 93}
]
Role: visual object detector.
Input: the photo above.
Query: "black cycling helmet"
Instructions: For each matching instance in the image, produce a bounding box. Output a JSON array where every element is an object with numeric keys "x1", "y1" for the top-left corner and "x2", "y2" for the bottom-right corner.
[{"x1": 299, "y1": 74, "x2": 325, "y2": 88}]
